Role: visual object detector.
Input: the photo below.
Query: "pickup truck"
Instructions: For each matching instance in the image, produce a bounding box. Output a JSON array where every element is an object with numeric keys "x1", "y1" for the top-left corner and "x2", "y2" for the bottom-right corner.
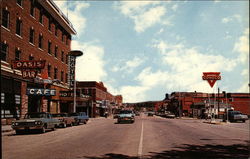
[
  {"x1": 12, "y1": 112, "x2": 60, "y2": 134},
  {"x1": 69, "y1": 112, "x2": 89, "y2": 125},
  {"x1": 227, "y1": 110, "x2": 248, "y2": 122}
]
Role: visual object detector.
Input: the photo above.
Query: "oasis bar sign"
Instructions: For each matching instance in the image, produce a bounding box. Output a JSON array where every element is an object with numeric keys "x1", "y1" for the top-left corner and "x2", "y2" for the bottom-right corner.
[{"x1": 27, "y1": 88, "x2": 56, "y2": 96}]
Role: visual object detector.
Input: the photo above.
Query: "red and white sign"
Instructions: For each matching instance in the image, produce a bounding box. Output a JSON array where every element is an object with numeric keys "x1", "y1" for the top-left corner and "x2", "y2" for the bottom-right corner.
[
  {"x1": 202, "y1": 72, "x2": 221, "y2": 88},
  {"x1": 12, "y1": 60, "x2": 46, "y2": 69}
]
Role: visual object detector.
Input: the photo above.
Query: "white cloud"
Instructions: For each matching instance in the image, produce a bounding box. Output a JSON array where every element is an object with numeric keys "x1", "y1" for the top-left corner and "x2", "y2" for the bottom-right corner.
[
  {"x1": 54, "y1": 1, "x2": 89, "y2": 35},
  {"x1": 72, "y1": 41, "x2": 107, "y2": 81},
  {"x1": 233, "y1": 28, "x2": 249, "y2": 63},
  {"x1": 222, "y1": 14, "x2": 242, "y2": 24},
  {"x1": 172, "y1": 4, "x2": 178, "y2": 11},
  {"x1": 111, "y1": 56, "x2": 145, "y2": 73},
  {"x1": 119, "y1": 86, "x2": 150, "y2": 103},
  {"x1": 151, "y1": 40, "x2": 238, "y2": 93},
  {"x1": 114, "y1": 1, "x2": 170, "y2": 33}
]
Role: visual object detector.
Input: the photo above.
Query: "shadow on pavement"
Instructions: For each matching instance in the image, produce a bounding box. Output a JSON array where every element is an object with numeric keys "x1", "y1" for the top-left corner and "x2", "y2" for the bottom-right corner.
[{"x1": 83, "y1": 143, "x2": 249, "y2": 159}]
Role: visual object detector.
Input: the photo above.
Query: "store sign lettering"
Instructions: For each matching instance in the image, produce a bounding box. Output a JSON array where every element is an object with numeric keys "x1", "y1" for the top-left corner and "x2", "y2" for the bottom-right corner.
[
  {"x1": 12, "y1": 60, "x2": 46, "y2": 69},
  {"x1": 22, "y1": 70, "x2": 37, "y2": 78},
  {"x1": 68, "y1": 56, "x2": 76, "y2": 88},
  {"x1": 27, "y1": 88, "x2": 56, "y2": 96}
]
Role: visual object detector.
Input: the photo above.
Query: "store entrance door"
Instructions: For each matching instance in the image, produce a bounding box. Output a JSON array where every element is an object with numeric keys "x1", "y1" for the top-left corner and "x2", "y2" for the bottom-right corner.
[{"x1": 28, "y1": 96, "x2": 41, "y2": 112}]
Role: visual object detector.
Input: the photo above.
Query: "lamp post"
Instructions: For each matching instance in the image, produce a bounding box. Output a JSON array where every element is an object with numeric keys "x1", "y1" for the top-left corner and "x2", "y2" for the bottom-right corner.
[{"x1": 68, "y1": 50, "x2": 83, "y2": 113}]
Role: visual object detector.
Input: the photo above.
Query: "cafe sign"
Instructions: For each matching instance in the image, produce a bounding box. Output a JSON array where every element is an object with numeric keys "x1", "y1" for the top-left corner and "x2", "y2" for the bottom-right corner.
[
  {"x1": 27, "y1": 88, "x2": 56, "y2": 96},
  {"x1": 202, "y1": 72, "x2": 221, "y2": 88}
]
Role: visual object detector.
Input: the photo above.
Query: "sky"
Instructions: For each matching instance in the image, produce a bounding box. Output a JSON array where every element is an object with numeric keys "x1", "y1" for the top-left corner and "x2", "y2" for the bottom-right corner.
[{"x1": 54, "y1": 0, "x2": 249, "y2": 103}]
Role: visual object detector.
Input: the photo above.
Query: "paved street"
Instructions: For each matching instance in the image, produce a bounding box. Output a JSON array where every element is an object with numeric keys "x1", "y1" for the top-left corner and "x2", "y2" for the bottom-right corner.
[{"x1": 2, "y1": 114, "x2": 249, "y2": 159}]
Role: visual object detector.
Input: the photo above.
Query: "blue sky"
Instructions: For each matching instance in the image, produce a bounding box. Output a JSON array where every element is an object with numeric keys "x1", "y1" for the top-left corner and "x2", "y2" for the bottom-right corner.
[{"x1": 54, "y1": 0, "x2": 249, "y2": 103}]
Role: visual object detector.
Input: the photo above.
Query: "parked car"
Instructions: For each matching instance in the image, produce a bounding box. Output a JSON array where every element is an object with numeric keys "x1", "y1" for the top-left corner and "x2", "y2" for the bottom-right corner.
[
  {"x1": 165, "y1": 111, "x2": 176, "y2": 118},
  {"x1": 117, "y1": 110, "x2": 135, "y2": 123},
  {"x1": 11, "y1": 112, "x2": 60, "y2": 134},
  {"x1": 226, "y1": 110, "x2": 248, "y2": 122},
  {"x1": 69, "y1": 112, "x2": 89, "y2": 125},
  {"x1": 52, "y1": 113, "x2": 75, "y2": 128},
  {"x1": 147, "y1": 111, "x2": 155, "y2": 116}
]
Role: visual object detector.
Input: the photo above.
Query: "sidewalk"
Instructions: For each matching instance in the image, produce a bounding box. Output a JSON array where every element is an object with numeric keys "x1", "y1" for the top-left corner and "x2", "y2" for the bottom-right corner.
[{"x1": 1, "y1": 124, "x2": 13, "y2": 133}]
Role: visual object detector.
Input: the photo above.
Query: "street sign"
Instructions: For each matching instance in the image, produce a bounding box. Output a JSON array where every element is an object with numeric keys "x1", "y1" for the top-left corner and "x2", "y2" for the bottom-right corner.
[{"x1": 202, "y1": 72, "x2": 221, "y2": 88}]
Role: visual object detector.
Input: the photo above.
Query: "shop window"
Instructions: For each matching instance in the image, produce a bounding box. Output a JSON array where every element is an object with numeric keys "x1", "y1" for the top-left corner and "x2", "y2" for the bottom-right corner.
[
  {"x1": 38, "y1": 34, "x2": 43, "y2": 49},
  {"x1": 16, "y1": 18, "x2": 22, "y2": 36},
  {"x1": 15, "y1": 48, "x2": 21, "y2": 61},
  {"x1": 16, "y1": 0, "x2": 22, "y2": 7},
  {"x1": 54, "y1": 46, "x2": 58, "y2": 58},
  {"x1": 2, "y1": 9, "x2": 10, "y2": 29},
  {"x1": 1, "y1": 42, "x2": 8, "y2": 61},
  {"x1": 48, "y1": 41, "x2": 52, "y2": 54},
  {"x1": 29, "y1": 28, "x2": 34, "y2": 44},
  {"x1": 1, "y1": 93, "x2": 4, "y2": 104}
]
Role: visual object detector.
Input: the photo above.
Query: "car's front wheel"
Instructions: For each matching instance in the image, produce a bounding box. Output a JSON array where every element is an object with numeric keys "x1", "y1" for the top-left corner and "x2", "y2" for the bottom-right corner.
[{"x1": 41, "y1": 125, "x2": 46, "y2": 133}]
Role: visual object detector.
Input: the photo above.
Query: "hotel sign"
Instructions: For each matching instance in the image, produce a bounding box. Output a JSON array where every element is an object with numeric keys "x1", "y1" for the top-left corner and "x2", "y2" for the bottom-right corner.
[
  {"x1": 27, "y1": 88, "x2": 56, "y2": 96},
  {"x1": 68, "y1": 56, "x2": 76, "y2": 88},
  {"x1": 202, "y1": 72, "x2": 221, "y2": 88}
]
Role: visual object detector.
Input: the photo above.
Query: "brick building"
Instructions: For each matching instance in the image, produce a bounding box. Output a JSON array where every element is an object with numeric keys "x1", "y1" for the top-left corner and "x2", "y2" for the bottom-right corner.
[
  {"x1": 76, "y1": 81, "x2": 123, "y2": 117},
  {"x1": 168, "y1": 92, "x2": 250, "y2": 118},
  {"x1": 1, "y1": 0, "x2": 76, "y2": 124}
]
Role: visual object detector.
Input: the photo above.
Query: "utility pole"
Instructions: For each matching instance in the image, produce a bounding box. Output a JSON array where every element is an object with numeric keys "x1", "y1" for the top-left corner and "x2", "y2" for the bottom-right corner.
[{"x1": 218, "y1": 87, "x2": 220, "y2": 118}]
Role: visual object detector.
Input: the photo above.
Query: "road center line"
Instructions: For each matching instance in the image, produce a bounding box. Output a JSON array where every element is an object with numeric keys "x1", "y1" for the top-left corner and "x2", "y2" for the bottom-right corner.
[{"x1": 138, "y1": 120, "x2": 144, "y2": 158}]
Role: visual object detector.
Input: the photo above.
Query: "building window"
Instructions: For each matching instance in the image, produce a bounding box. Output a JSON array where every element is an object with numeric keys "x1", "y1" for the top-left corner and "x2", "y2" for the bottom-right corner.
[
  {"x1": 30, "y1": 1, "x2": 35, "y2": 17},
  {"x1": 39, "y1": 9, "x2": 43, "y2": 24},
  {"x1": 54, "y1": 46, "x2": 58, "y2": 58},
  {"x1": 65, "y1": 73, "x2": 68, "y2": 84},
  {"x1": 2, "y1": 9, "x2": 10, "y2": 29},
  {"x1": 66, "y1": 55, "x2": 68, "y2": 64},
  {"x1": 48, "y1": 65, "x2": 51, "y2": 77},
  {"x1": 16, "y1": 0, "x2": 22, "y2": 7},
  {"x1": 15, "y1": 48, "x2": 21, "y2": 61},
  {"x1": 38, "y1": 34, "x2": 43, "y2": 49},
  {"x1": 1, "y1": 42, "x2": 8, "y2": 61},
  {"x1": 48, "y1": 41, "x2": 52, "y2": 54},
  {"x1": 61, "y1": 51, "x2": 64, "y2": 62},
  {"x1": 62, "y1": 34, "x2": 64, "y2": 42},
  {"x1": 16, "y1": 18, "x2": 22, "y2": 36},
  {"x1": 61, "y1": 71, "x2": 64, "y2": 82},
  {"x1": 29, "y1": 55, "x2": 34, "y2": 60},
  {"x1": 48, "y1": 18, "x2": 52, "y2": 31},
  {"x1": 54, "y1": 68, "x2": 58, "y2": 79},
  {"x1": 55, "y1": 25, "x2": 58, "y2": 36},
  {"x1": 29, "y1": 28, "x2": 34, "y2": 44}
]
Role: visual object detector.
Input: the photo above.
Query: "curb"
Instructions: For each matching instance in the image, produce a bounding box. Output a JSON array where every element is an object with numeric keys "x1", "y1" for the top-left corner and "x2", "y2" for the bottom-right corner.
[{"x1": 203, "y1": 121, "x2": 225, "y2": 125}]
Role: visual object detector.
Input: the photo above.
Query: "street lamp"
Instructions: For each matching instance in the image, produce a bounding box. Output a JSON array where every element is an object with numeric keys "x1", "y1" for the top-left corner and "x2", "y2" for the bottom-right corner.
[{"x1": 68, "y1": 50, "x2": 83, "y2": 113}]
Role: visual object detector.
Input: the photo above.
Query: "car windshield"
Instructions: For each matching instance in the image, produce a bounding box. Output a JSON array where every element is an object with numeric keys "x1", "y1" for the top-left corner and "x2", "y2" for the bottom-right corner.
[
  {"x1": 69, "y1": 113, "x2": 78, "y2": 116},
  {"x1": 119, "y1": 110, "x2": 133, "y2": 114},
  {"x1": 25, "y1": 113, "x2": 46, "y2": 118},
  {"x1": 52, "y1": 114, "x2": 66, "y2": 117}
]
